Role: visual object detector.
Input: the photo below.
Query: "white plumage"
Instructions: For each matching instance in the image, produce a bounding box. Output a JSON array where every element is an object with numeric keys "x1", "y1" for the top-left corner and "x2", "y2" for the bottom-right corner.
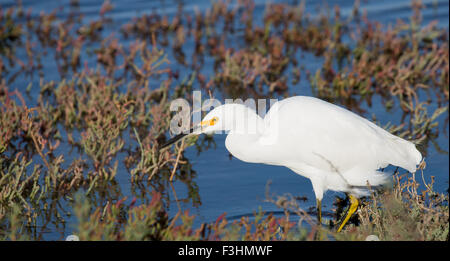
[{"x1": 199, "y1": 96, "x2": 422, "y2": 202}]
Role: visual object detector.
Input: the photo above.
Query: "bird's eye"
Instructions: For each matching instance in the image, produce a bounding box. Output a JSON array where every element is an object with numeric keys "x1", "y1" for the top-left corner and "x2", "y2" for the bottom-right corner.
[{"x1": 210, "y1": 117, "x2": 218, "y2": 126}]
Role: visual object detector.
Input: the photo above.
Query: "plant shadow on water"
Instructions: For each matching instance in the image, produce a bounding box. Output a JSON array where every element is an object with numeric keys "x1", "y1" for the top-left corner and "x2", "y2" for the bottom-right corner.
[{"x1": 0, "y1": 0, "x2": 448, "y2": 240}]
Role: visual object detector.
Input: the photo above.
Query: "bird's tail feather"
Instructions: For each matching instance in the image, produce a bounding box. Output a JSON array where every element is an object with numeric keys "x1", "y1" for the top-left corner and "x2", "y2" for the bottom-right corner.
[{"x1": 387, "y1": 137, "x2": 422, "y2": 173}]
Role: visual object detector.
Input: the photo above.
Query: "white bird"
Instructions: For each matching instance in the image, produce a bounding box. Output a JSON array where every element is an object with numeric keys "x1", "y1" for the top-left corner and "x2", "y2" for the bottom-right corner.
[{"x1": 161, "y1": 96, "x2": 422, "y2": 231}]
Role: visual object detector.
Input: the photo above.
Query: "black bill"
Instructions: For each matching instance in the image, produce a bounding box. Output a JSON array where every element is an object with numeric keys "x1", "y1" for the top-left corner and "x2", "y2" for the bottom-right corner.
[{"x1": 160, "y1": 127, "x2": 195, "y2": 149}]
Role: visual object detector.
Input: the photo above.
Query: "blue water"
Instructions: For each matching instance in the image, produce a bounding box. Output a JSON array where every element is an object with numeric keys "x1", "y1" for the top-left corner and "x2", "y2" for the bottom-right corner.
[{"x1": 1, "y1": 0, "x2": 448, "y2": 239}]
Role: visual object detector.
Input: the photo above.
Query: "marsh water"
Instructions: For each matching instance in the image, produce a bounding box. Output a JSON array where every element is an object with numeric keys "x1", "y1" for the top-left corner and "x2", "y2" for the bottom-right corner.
[{"x1": 1, "y1": 0, "x2": 449, "y2": 240}]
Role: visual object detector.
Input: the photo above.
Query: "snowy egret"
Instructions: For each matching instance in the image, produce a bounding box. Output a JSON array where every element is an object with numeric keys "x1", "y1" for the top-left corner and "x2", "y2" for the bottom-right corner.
[{"x1": 161, "y1": 96, "x2": 422, "y2": 231}]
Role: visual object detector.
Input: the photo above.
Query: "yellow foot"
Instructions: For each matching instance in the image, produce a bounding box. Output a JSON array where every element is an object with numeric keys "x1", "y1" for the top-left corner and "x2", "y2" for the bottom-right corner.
[{"x1": 337, "y1": 195, "x2": 359, "y2": 232}]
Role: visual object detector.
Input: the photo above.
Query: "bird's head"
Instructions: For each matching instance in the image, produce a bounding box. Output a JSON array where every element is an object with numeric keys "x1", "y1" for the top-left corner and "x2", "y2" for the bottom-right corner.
[
  {"x1": 195, "y1": 104, "x2": 231, "y2": 134},
  {"x1": 197, "y1": 103, "x2": 261, "y2": 135},
  {"x1": 160, "y1": 104, "x2": 261, "y2": 149}
]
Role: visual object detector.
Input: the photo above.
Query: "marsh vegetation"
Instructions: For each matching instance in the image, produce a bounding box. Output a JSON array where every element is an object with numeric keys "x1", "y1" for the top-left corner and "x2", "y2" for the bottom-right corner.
[{"x1": 0, "y1": 0, "x2": 448, "y2": 240}]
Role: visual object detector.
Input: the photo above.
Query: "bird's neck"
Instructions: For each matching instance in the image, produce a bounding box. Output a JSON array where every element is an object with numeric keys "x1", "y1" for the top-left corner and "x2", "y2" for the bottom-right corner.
[
  {"x1": 220, "y1": 105, "x2": 276, "y2": 164},
  {"x1": 225, "y1": 130, "x2": 279, "y2": 164},
  {"x1": 225, "y1": 133, "x2": 264, "y2": 163}
]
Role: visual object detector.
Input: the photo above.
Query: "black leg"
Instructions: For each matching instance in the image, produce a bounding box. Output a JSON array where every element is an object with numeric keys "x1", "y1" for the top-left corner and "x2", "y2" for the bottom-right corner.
[{"x1": 316, "y1": 199, "x2": 322, "y2": 225}]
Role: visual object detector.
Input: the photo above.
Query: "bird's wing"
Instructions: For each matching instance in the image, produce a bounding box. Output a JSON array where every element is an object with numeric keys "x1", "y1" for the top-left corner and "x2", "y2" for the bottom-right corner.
[{"x1": 261, "y1": 96, "x2": 421, "y2": 177}]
